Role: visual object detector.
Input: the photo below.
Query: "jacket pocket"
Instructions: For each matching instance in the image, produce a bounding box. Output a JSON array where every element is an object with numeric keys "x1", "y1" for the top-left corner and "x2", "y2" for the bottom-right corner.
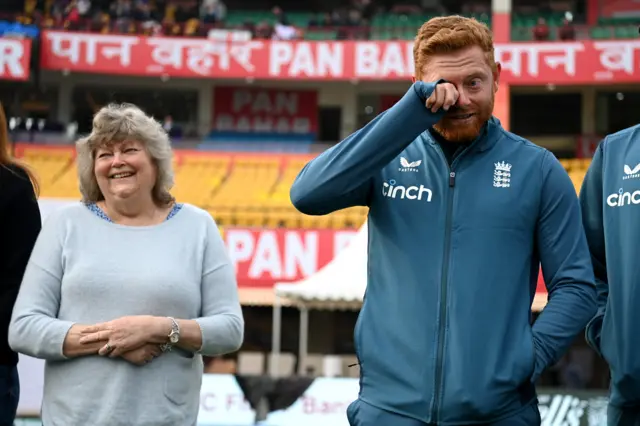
[{"x1": 163, "y1": 353, "x2": 196, "y2": 406}]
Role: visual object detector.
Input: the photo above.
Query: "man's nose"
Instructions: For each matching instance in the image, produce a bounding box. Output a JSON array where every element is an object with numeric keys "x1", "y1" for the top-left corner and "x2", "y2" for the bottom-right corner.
[{"x1": 456, "y1": 90, "x2": 472, "y2": 107}]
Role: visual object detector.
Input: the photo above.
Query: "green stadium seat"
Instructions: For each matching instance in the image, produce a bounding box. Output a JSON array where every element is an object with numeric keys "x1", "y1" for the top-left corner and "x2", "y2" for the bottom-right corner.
[
  {"x1": 614, "y1": 25, "x2": 639, "y2": 39},
  {"x1": 599, "y1": 16, "x2": 640, "y2": 26},
  {"x1": 221, "y1": 9, "x2": 636, "y2": 42},
  {"x1": 591, "y1": 26, "x2": 613, "y2": 39}
]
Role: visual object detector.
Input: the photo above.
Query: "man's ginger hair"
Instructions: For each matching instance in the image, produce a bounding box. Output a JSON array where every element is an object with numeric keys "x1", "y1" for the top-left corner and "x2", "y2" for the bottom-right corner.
[{"x1": 413, "y1": 16, "x2": 497, "y2": 80}]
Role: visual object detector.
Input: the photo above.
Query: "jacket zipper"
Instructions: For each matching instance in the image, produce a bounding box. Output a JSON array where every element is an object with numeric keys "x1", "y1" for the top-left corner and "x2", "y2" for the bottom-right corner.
[{"x1": 431, "y1": 145, "x2": 459, "y2": 423}]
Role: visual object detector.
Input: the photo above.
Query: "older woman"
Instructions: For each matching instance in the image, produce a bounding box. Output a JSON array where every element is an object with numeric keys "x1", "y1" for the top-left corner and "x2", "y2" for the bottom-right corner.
[{"x1": 9, "y1": 103, "x2": 244, "y2": 426}]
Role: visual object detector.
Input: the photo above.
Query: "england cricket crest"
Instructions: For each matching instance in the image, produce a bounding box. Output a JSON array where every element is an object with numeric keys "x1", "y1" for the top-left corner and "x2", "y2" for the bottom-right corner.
[{"x1": 493, "y1": 161, "x2": 512, "y2": 188}]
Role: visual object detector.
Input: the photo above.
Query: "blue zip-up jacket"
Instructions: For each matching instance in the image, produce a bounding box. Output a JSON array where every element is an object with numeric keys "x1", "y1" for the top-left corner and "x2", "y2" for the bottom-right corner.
[
  {"x1": 580, "y1": 124, "x2": 640, "y2": 408},
  {"x1": 290, "y1": 81, "x2": 597, "y2": 424}
]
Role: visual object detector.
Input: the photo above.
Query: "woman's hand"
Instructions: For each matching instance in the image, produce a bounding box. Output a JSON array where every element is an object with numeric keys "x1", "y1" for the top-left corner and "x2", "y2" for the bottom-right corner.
[
  {"x1": 62, "y1": 324, "x2": 107, "y2": 358},
  {"x1": 120, "y1": 344, "x2": 163, "y2": 366},
  {"x1": 79, "y1": 315, "x2": 170, "y2": 357}
]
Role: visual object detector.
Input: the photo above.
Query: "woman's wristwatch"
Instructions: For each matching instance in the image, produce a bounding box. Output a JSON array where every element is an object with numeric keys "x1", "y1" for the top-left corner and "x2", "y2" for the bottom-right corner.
[{"x1": 160, "y1": 317, "x2": 180, "y2": 352}]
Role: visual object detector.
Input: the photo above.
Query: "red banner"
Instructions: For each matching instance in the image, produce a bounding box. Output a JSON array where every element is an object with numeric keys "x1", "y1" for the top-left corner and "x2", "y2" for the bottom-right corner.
[
  {"x1": 0, "y1": 38, "x2": 31, "y2": 81},
  {"x1": 39, "y1": 31, "x2": 640, "y2": 84},
  {"x1": 212, "y1": 86, "x2": 318, "y2": 135},
  {"x1": 222, "y1": 228, "x2": 359, "y2": 287},
  {"x1": 602, "y1": 0, "x2": 638, "y2": 16},
  {"x1": 222, "y1": 227, "x2": 549, "y2": 298},
  {"x1": 380, "y1": 95, "x2": 401, "y2": 112}
]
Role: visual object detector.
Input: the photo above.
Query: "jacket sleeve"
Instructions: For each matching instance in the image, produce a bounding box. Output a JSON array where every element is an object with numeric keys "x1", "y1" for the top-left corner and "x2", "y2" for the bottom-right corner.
[
  {"x1": 531, "y1": 151, "x2": 597, "y2": 381},
  {"x1": 9, "y1": 210, "x2": 76, "y2": 360},
  {"x1": 578, "y1": 141, "x2": 608, "y2": 356},
  {"x1": 194, "y1": 216, "x2": 244, "y2": 356},
  {"x1": 290, "y1": 81, "x2": 446, "y2": 215},
  {"x1": 1, "y1": 172, "x2": 41, "y2": 345}
]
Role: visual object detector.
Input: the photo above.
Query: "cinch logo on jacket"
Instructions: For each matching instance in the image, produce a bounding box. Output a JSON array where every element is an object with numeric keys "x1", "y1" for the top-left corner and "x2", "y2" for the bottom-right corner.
[
  {"x1": 382, "y1": 179, "x2": 433, "y2": 201},
  {"x1": 606, "y1": 188, "x2": 640, "y2": 207}
]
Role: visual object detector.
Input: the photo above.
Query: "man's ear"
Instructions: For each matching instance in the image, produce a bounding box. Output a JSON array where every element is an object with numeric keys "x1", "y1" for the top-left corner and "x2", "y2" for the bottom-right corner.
[
  {"x1": 411, "y1": 75, "x2": 416, "y2": 83},
  {"x1": 493, "y1": 62, "x2": 502, "y2": 93}
]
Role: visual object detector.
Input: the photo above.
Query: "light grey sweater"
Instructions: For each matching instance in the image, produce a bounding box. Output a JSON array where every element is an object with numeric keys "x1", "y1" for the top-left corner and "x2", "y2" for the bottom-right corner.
[{"x1": 9, "y1": 203, "x2": 244, "y2": 426}]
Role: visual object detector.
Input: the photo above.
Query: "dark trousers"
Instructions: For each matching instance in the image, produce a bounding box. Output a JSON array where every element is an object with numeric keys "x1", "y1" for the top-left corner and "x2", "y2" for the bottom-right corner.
[
  {"x1": 347, "y1": 399, "x2": 541, "y2": 426},
  {"x1": 0, "y1": 366, "x2": 19, "y2": 426},
  {"x1": 608, "y1": 405, "x2": 640, "y2": 426}
]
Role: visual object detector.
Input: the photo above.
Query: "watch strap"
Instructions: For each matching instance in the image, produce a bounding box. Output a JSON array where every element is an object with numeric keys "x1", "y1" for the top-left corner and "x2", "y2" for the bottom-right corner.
[{"x1": 160, "y1": 317, "x2": 180, "y2": 352}]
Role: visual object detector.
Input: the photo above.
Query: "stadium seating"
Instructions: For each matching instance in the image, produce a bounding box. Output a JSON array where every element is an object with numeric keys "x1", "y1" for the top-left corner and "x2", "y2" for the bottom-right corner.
[
  {"x1": 17, "y1": 146, "x2": 369, "y2": 229},
  {"x1": 20, "y1": 147, "x2": 81, "y2": 200},
  {"x1": 590, "y1": 16, "x2": 640, "y2": 39},
  {"x1": 17, "y1": 146, "x2": 593, "y2": 228},
  {"x1": 559, "y1": 158, "x2": 592, "y2": 193},
  {"x1": 223, "y1": 9, "x2": 640, "y2": 41},
  {"x1": 9, "y1": 1, "x2": 639, "y2": 42}
]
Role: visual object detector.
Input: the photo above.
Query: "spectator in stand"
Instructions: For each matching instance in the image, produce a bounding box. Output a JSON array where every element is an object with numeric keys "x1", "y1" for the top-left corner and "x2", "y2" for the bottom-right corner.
[
  {"x1": 8, "y1": 103, "x2": 244, "y2": 426},
  {"x1": 64, "y1": 0, "x2": 81, "y2": 30},
  {"x1": 110, "y1": 0, "x2": 134, "y2": 33},
  {"x1": 353, "y1": 0, "x2": 374, "y2": 22},
  {"x1": 253, "y1": 21, "x2": 273, "y2": 39},
  {"x1": 0, "y1": 103, "x2": 41, "y2": 426},
  {"x1": 558, "y1": 18, "x2": 575, "y2": 40},
  {"x1": 200, "y1": 0, "x2": 226, "y2": 24},
  {"x1": 532, "y1": 17, "x2": 550, "y2": 40},
  {"x1": 76, "y1": 0, "x2": 92, "y2": 19},
  {"x1": 308, "y1": 13, "x2": 333, "y2": 27},
  {"x1": 95, "y1": 12, "x2": 112, "y2": 33},
  {"x1": 163, "y1": 0, "x2": 177, "y2": 24},
  {"x1": 134, "y1": 1, "x2": 161, "y2": 34},
  {"x1": 162, "y1": 115, "x2": 182, "y2": 138},
  {"x1": 24, "y1": 0, "x2": 37, "y2": 18},
  {"x1": 272, "y1": 6, "x2": 289, "y2": 26},
  {"x1": 183, "y1": 17, "x2": 200, "y2": 36},
  {"x1": 272, "y1": 6, "x2": 299, "y2": 40}
]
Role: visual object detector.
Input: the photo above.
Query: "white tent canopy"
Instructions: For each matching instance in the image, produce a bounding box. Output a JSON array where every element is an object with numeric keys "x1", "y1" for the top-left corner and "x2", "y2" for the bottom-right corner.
[
  {"x1": 274, "y1": 222, "x2": 368, "y2": 310},
  {"x1": 270, "y1": 222, "x2": 368, "y2": 376}
]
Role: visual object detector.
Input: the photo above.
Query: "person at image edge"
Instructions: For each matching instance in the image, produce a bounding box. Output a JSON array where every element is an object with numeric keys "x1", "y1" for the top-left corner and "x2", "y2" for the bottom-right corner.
[
  {"x1": 290, "y1": 15, "x2": 597, "y2": 426},
  {"x1": 0, "y1": 103, "x2": 41, "y2": 426},
  {"x1": 580, "y1": 123, "x2": 640, "y2": 426}
]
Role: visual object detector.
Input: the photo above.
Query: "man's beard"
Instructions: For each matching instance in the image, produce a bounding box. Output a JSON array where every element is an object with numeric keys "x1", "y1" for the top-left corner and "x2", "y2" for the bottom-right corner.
[{"x1": 432, "y1": 94, "x2": 494, "y2": 143}]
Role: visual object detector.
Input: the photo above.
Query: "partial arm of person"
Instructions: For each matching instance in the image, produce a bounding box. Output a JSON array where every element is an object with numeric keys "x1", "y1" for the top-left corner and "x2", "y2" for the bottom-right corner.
[
  {"x1": 175, "y1": 218, "x2": 243, "y2": 355},
  {"x1": 578, "y1": 141, "x2": 608, "y2": 356},
  {"x1": 531, "y1": 151, "x2": 597, "y2": 381},
  {"x1": 143, "y1": 218, "x2": 243, "y2": 355},
  {"x1": 9, "y1": 211, "x2": 105, "y2": 360},
  {"x1": 290, "y1": 80, "x2": 449, "y2": 215},
  {"x1": 1, "y1": 170, "x2": 41, "y2": 349}
]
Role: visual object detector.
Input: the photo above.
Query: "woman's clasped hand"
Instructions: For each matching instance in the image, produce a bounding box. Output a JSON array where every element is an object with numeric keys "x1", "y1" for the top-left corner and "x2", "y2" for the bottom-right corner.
[{"x1": 78, "y1": 315, "x2": 171, "y2": 364}]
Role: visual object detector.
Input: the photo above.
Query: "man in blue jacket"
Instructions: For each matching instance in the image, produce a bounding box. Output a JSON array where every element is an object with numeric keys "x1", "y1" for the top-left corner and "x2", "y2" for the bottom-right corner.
[
  {"x1": 580, "y1": 124, "x2": 640, "y2": 426},
  {"x1": 290, "y1": 16, "x2": 597, "y2": 426}
]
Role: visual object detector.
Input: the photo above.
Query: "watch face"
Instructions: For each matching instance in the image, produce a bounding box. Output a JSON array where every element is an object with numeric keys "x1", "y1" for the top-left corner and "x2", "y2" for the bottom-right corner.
[{"x1": 170, "y1": 334, "x2": 179, "y2": 344}]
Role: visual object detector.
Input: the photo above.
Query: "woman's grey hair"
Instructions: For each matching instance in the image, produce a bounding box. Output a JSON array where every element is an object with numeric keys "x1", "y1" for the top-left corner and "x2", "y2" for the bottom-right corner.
[{"x1": 76, "y1": 103, "x2": 175, "y2": 206}]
